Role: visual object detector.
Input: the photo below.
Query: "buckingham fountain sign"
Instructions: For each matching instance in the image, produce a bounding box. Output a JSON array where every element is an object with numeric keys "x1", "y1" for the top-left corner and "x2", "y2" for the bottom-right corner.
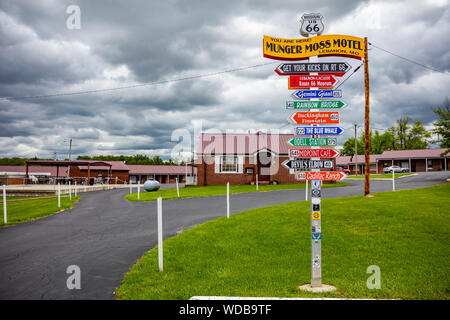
[{"x1": 263, "y1": 13, "x2": 370, "y2": 292}]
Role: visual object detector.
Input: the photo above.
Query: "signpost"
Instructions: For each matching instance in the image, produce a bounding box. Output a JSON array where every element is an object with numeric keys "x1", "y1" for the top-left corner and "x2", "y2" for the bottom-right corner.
[
  {"x1": 282, "y1": 159, "x2": 333, "y2": 170},
  {"x1": 289, "y1": 111, "x2": 339, "y2": 124},
  {"x1": 295, "y1": 126, "x2": 344, "y2": 136},
  {"x1": 288, "y1": 75, "x2": 338, "y2": 89},
  {"x1": 286, "y1": 100, "x2": 346, "y2": 109},
  {"x1": 263, "y1": 12, "x2": 369, "y2": 292},
  {"x1": 275, "y1": 62, "x2": 351, "y2": 76},
  {"x1": 292, "y1": 89, "x2": 342, "y2": 99},
  {"x1": 289, "y1": 148, "x2": 340, "y2": 159},
  {"x1": 286, "y1": 137, "x2": 337, "y2": 147}
]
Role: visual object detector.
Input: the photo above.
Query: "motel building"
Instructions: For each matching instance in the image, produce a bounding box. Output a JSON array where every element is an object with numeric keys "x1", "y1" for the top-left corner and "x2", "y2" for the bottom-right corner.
[
  {"x1": 336, "y1": 148, "x2": 449, "y2": 175},
  {"x1": 0, "y1": 160, "x2": 195, "y2": 186},
  {"x1": 127, "y1": 164, "x2": 196, "y2": 185},
  {"x1": 195, "y1": 132, "x2": 336, "y2": 186}
]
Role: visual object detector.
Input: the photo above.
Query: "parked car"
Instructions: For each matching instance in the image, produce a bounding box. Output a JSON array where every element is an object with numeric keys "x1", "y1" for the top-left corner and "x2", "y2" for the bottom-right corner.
[
  {"x1": 336, "y1": 167, "x2": 350, "y2": 175},
  {"x1": 383, "y1": 165, "x2": 407, "y2": 173}
]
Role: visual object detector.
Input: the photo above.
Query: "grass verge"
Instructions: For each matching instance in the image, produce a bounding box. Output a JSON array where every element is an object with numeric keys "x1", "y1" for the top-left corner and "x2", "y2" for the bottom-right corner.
[
  {"x1": 0, "y1": 195, "x2": 80, "y2": 227},
  {"x1": 125, "y1": 182, "x2": 349, "y2": 202},
  {"x1": 116, "y1": 183, "x2": 450, "y2": 300}
]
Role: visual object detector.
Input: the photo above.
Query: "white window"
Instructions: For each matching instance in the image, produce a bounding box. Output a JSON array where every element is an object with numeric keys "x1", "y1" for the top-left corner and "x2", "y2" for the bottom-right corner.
[
  {"x1": 214, "y1": 155, "x2": 243, "y2": 174},
  {"x1": 221, "y1": 156, "x2": 238, "y2": 173}
]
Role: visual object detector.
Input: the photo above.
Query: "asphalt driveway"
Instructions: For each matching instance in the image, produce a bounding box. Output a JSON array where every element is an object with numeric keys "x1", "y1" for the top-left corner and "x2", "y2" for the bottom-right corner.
[{"x1": 0, "y1": 172, "x2": 448, "y2": 299}]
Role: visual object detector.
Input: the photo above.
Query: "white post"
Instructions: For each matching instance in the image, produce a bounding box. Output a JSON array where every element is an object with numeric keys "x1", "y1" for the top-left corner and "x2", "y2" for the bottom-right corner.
[
  {"x1": 392, "y1": 168, "x2": 395, "y2": 192},
  {"x1": 69, "y1": 181, "x2": 72, "y2": 200},
  {"x1": 57, "y1": 183, "x2": 61, "y2": 208},
  {"x1": 129, "y1": 181, "x2": 132, "y2": 194},
  {"x1": 138, "y1": 181, "x2": 140, "y2": 200},
  {"x1": 75, "y1": 181, "x2": 77, "y2": 197},
  {"x1": 3, "y1": 185, "x2": 6, "y2": 225},
  {"x1": 227, "y1": 182, "x2": 230, "y2": 219},
  {"x1": 157, "y1": 197, "x2": 163, "y2": 272},
  {"x1": 256, "y1": 174, "x2": 259, "y2": 192},
  {"x1": 305, "y1": 179, "x2": 308, "y2": 201},
  {"x1": 176, "y1": 178, "x2": 180, "y2": 198}
]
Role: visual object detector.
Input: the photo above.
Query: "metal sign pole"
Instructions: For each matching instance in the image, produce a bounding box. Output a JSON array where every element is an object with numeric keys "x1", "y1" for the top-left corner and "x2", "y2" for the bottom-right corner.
[{"x1": 308, "y1": 33, "x2": 322, "y2": 288}]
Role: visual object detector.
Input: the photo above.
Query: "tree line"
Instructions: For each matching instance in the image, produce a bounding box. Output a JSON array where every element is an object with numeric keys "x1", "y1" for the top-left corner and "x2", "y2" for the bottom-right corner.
[
  {"x1": 76, "y1": 154, "x2": 183, "y2": 165},
  {"x1": 0, "y1": 155, "x2": 185, "y2": 166},
  {"x1": 340, "y1": 99, "x2": 450, "y2": 156}
]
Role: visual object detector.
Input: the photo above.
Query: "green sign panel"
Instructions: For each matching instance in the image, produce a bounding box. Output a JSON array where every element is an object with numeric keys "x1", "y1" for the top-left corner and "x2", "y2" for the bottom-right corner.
[
  {"x1": 286, "y1": 137, "x2": 338, "y2": 147},
  {"x1": 286, "y1": 100, "x2": 346, "y2": 109}
]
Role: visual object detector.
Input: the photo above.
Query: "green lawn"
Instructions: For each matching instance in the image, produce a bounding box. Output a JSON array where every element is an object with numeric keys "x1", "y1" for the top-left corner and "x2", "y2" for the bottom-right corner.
[
  {"x1": 346, "y1": 173, "x2": 413, "y2": 180},
  {"x1": 0, "y1": 196, "x2": 80, "y2": 227},
  {"x1": 125, "y1": 182, "x2": 349, "y2": 202},
  {"x1": 116, "y1": 183, "x2": 450, "y2": 300}
]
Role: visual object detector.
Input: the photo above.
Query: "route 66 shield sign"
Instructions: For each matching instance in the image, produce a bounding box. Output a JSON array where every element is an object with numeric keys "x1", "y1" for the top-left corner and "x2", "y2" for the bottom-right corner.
[{"x1": 300, "y1": 13, "x2": 324, "y2": 37}]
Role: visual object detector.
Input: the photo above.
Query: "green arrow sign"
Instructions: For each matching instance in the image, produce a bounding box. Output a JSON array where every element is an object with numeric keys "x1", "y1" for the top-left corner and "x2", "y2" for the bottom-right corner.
[
  {"x1": 287, "y1": 137, "x2": 338, "y2": 147},
  {"x1": 286, "y1": 100, "x2": 346, "y2": 109}
]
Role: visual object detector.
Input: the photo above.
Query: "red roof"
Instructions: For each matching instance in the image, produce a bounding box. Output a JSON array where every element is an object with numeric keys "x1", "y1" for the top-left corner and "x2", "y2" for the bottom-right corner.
[
  {"x1": 349, "y1": 154, "x2": 381, "y2": 164},
  {"x1": 127, "y1": 165, "x2": 195, "y2": 175},
  {"x1": 0, "y1": 166, "x2": 68, "y2": 177},
  {"x1": 377, "y1": 148, "x2": 449, "y2": 159},
  {"x1": 336, "y1": 156, "x2": 351, "y2": 166},
  {"x1": 196, "y1": 132, "x2": 296, "y2": 155},
  {"x1": 78, "y1": 161, "x2": 129, "y2": 171}
]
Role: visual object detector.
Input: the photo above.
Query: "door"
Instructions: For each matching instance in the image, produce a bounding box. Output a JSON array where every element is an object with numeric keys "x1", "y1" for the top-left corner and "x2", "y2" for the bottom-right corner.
[{"x1": 258, "y1": 152, "x2": 272, "y2": 182}]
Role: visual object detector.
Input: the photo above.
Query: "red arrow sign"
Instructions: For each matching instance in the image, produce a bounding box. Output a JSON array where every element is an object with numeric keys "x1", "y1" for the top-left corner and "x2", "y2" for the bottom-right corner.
[
  {"x1": 288, "y1": 75, "x2": 338, "y2": 89},
  {"x1": 289, "y1": 148, "x2": 340, "y2": 158},
  {"x1": 296, "y1": 171, "x2": 346, "y2": 181},
  {"x1": 289, "y1": 112, "x2": 339, "y2": 124}
]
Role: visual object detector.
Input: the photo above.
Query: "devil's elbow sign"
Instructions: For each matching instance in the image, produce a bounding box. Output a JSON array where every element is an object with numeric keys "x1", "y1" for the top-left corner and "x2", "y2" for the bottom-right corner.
[{"x1": 263, "y1": 34, "x2": 364, "y2": 61}]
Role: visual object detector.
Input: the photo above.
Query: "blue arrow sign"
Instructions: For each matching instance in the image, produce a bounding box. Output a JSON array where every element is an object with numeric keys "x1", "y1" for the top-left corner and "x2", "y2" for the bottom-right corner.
[
  {"x1": 291, "y1": 89, "x2": 342, "y2": 99},
  {"x1": 295, "y1": 126, "x2": 345, "y2": 136}
]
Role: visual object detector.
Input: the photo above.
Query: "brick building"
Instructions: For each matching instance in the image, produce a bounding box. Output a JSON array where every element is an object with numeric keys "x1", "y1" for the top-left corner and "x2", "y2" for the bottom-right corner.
[
  {"x1": 376, "y1": 148, "x2": 449, "y2": 173},
  {"x1": 335, "y1": 148, "x2": 449, "y2": 174},
  {"x1": 0, "y1": 165, "x2": 68, "y2": 185},
  {"x1": 127, "y1": 164, "x2": 195, "y2": 184},
  {"x1": 1, "y1": 161, "x2": 194, "y2": 185},
  {"x1": 336, "y1": 155, "x2": 380, "y2": 175},
  {"x1": 195, "y1": 132, "x2": 336, "y2": 186},
  {"x1": 70, "y1": 160, "x2": 129, "y2": 184}
]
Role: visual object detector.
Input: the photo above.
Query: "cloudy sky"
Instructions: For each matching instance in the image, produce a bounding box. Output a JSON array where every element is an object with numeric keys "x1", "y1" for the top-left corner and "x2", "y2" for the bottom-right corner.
[{"x1": 0, "y1": 0, "x2": 449, "y2": 160}]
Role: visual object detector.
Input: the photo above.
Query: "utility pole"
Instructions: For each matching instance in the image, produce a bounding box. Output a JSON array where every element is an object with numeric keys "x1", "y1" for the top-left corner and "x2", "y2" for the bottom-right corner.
[
  {"x1": 65, "y1": 138, "x2": 73, "y2": 179},
  {"x1": 68, "y1": 138, "x2": 72, "y2": 160},
  {"x1": 354, "y1": 124, "x2": 358, "y2": 175},
  {"x1": 364, "y1": 37, "x2": 371, "y2": 196}
]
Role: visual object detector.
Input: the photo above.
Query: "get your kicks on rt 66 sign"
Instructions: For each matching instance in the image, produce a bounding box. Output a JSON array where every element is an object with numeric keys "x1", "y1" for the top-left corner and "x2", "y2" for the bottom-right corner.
[{"x1": 263, "y1": 12, "x2": 366, "y2": 292}]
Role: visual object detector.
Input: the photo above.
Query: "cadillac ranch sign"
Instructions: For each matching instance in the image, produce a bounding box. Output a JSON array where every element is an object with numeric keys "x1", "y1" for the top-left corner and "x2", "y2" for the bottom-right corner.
[
  {"x1": 289, "y1": 111, "x2": 339, "y2": 124},
  {"x1": 296, "y1": 171, "x2": 346, "y2": 181},
  {"x1": 263, "y1": 34, "x2": 364, "y2": 61}
]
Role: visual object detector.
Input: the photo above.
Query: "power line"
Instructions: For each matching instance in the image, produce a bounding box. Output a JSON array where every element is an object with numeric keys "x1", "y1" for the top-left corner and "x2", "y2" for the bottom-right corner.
[
  {"x1": 0, "y1": 61, "x2": 278, "y2": 101},
  {"x1": 369, "y1": 42, "x2": 450, "y2": 76}
]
